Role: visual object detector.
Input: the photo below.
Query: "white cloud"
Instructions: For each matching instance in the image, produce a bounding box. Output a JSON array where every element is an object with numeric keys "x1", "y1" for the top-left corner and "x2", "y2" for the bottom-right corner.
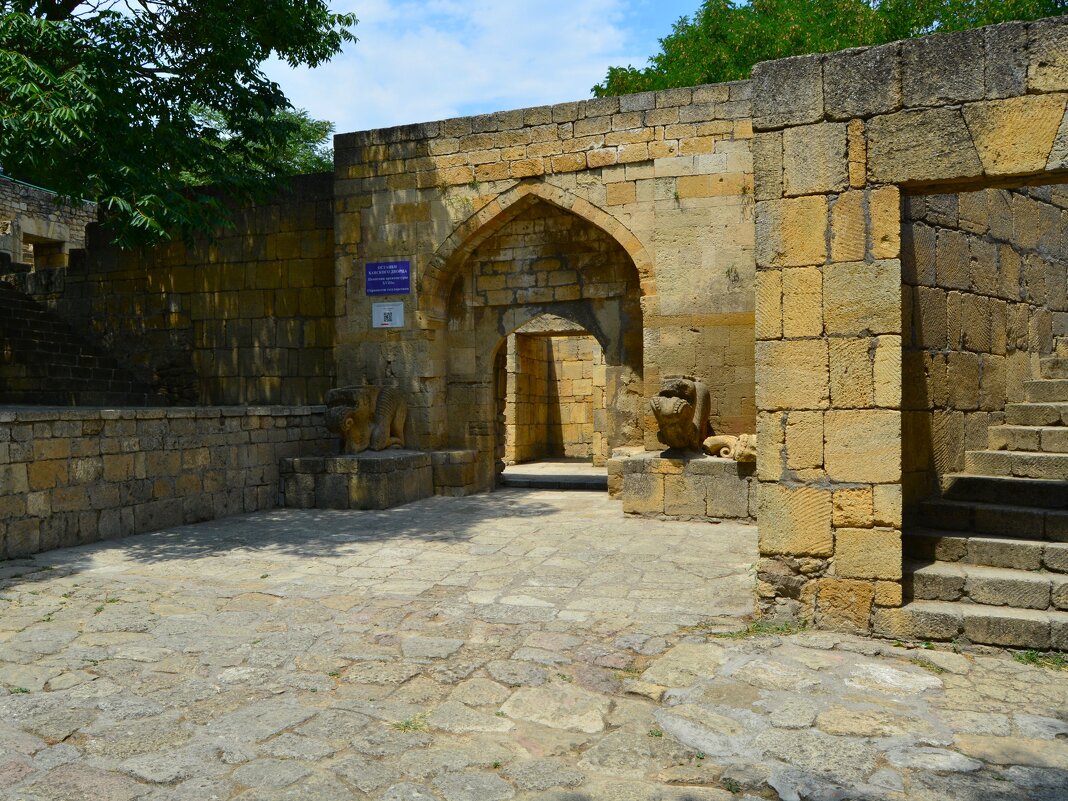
[{"x1": 264, "y1": 0, "x2": 659, "y2": 135}]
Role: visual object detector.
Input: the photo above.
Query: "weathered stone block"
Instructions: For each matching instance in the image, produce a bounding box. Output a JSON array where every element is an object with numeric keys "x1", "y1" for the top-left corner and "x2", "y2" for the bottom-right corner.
[
  {"x1": 824, "y1": 43, "x2": 901, "y2": 119},
  {"x1": 867, "y1": 108, "x2": 983, "y2": 185},
  {"x1": 835, "y1": 527, "x2": 902, "y2": 581},
  {"x1": 758, "y1": 483, "x2": 833, "y2": 557},
  {"x1": 755, "y1": 269, "x2": 782, "y2": 341},
  {"x1": 752, "y1": 54, "x2": 824, "y2": 130},
  {"x1": 752, "y1": 131, "x2": 783, "y2": 201},
  {"x1": 782, "y1": 123, "x2": 847, "y2": 196},
  {"x1": 824, "y1": 410, "x2": 901, "y2": 484},
  {"x1": 830, "y1": 192, "x2": 865, "y2": 264},
  {"x1": 817, "y1": 578, "x2": 875, "y2": 633},
  {"x1": 901, "y1": 28, "x2": 985, "y2": 107},
  {"x1": 976, "y1": 93, "x2": 1068, "y2": 177},
  {"x1": 1029, "y1": 16, "x2": 1068, "y2": 92},
  {"x1": 756, "y1": 340, "x2": 829, "y2": 411},
  {"x1": 823, "y1": 260, "x2": 901, "y2": 336},
  {"x1": 622, "y1": 472, "x2": 664, "y2": 516},
  {"x1": 781, "y1": 267, "x2": 822, "y2": 338},
  {"x1": 756, "y1": 196, "x2": 828, "y2": 269}
]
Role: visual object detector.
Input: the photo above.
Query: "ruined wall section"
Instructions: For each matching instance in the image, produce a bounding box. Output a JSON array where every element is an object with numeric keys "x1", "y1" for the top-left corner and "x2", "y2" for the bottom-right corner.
[
  {"x1": 332, "y1": 81, "x2": 756, "y2": 483},
  {"x1": 7, "y1": 174, "x2": 336, "y2": 406},
  {"x1": 902, "y1": 185, "x2": 1068, "y2": 503},
  {"x1": 0, "y1": 177, "x2": 95, "y2": 270}
]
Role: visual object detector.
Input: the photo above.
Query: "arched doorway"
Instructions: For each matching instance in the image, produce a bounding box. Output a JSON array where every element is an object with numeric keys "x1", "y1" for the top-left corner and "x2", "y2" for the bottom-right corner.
[{"x1": 438, "y1": 194, "x2": 644, "y2": 489}]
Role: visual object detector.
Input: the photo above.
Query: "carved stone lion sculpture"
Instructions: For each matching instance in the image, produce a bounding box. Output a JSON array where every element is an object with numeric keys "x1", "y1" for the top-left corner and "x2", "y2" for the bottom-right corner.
[
  {"x1": 649, "y1": 376, "x2": 712, "y2": 451},
  {"x1": 324, "y1": 385, "x2": 407, "y2": 455}
]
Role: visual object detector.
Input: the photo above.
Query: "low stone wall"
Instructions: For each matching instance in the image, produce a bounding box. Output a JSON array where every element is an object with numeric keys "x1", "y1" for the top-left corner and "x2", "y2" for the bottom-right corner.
[
  {"x1": 609, "y1": 450, "x2": 756, "y2": 522},
  {"x1": 0, "y1": 406, "x2": 333, "y2": 559}
]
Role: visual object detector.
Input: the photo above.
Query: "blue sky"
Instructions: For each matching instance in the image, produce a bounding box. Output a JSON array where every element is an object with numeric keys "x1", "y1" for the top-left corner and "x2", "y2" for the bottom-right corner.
[{"x1": 265, "y1": 0, "x2": 700, "y2": 135}]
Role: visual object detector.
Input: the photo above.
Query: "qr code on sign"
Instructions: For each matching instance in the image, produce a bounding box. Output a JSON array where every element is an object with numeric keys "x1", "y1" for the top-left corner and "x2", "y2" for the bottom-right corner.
[{"x1": 383, "y1": 311, "x2": 393, "y2": 323}]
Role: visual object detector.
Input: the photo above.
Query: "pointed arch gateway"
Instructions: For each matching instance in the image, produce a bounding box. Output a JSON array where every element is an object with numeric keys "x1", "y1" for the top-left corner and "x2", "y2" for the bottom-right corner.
[{"x1": 434, "y1": 181, "x2": 648, "y2": 487}]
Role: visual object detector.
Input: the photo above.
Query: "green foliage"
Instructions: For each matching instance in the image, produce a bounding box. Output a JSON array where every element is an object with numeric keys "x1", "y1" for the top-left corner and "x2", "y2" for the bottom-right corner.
[
  {"x1": 594, "y1": 0, "x2": 1066, "y2": 97},
  {"x1": 0, "y1": 1, "x2": 356, "y2": 246},
  {"x1": 1014, "y1": 649, "x2": 1068, "y2": 670}
]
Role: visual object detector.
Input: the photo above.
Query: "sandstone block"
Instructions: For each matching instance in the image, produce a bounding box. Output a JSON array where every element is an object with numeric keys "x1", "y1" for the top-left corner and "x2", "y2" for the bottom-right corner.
[
  {"x1": 830, "y1": 192, "x2": 865, "y2": 264},
  {"x1": 824, "y1": 410, "x2": 901, "y2": 484},
  {"x1": 817, "y1": 578, "x2": 875, "y2": 633},
  {"x1": 829, "y1": 338, "x2": 874, "y2": 409},
  {"x1": 755, "y1": 270, "x2": 782, "y2": 340},
  {"x1": 824, "y1": 42, "x2": 901, "y2": 119},
  {"x1": 901, "y1": 27, "x2": 984, "y2": 106},
  {"x1": 756, "y1": 196, "x2": 828, "y2": 269},
  {"x1": 867, "y1": 108, "x2": 982, "y2": 185},
  {"x1": 758, "y1": 483, "x2": 833, "y2": 557},
  {"x1": 782, "y1": 123, "x2": 848, "y2": 196},
  {"x1": 823, "y1": 260, "x2": 901, "y2": 336},
  {"x1": 964, "y1": 95, "x2": 1067, "y2": 177},
  {"x1": 869, "y1": 186, "x2": 901, "y2": 260},
  {"x1": 664, "y1": 474, "x2": 707, "y2": 518},
  {"x1": 1029, "y1": 17, "x2": 1068, "y2": 92},
  {"x1": 756, "y1": 340, "x2": 829, "y2": 411},
  {"x1": 752, "y1": 54, "x2": 824, "y2": 130},
  {"x1": 752, "y1": 131, "x2": 783, "y2": 201},
  {"x1": 835, "y1": 527, "x2": 902, "y2": 581},
  {"x1": 833, "y1": 487, "x2": 873, "y2": 528},
  {"x1": 785, "y1": 411, "x2": 824, "y2": 471},
  {"x1": 622, "y1": 473, "x2": 664, "y2": 516},
  {"x1": 873, "y1": 335, "x2": 902, "y2": 410},
  {"x1": 781, "y1": 267, "x2": 823, "y2": 338}
]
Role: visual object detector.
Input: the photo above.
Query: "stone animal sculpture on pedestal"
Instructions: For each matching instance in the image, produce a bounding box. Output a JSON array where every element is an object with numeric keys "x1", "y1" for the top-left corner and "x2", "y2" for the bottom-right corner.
[
  {"x1": 324, "y1": 385, "x2": 407, "y2": 454},
  {"x1": 649, "y1": 375, "x2": 712, "y2": 451}
]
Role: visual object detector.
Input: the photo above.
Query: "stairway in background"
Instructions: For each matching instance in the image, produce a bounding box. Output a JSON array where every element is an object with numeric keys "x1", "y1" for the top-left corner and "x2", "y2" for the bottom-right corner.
[
  {"x1": 0, "y1": 281, "x2": 159, "y2": 406},
  {"x1": 891, "y1": 340, "x2": 1068, "y2": 650}
]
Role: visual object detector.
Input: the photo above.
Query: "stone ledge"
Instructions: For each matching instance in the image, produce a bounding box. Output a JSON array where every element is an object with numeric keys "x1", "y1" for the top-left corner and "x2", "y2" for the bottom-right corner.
[{"x1": 609, "y1": 450, "x2": 756, "y2": 522}]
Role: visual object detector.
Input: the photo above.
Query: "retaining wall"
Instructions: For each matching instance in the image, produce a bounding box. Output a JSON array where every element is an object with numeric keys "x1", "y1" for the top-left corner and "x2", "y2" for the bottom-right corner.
[{"x1": 0, "y1": 406, "x2": 332, "y2": 559}]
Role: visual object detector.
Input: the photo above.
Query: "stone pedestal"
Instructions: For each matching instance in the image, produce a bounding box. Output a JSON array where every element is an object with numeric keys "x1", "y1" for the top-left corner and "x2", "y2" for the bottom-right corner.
[
  {"x1": 431, "y1": 449, "x2": 480, "y2": 496},
  {"x1": 280, "y1": 450, "x2": 433, "y2": 510},
  {"x1": 608, "y1": 450, "x2": 755, "y2": 522}
]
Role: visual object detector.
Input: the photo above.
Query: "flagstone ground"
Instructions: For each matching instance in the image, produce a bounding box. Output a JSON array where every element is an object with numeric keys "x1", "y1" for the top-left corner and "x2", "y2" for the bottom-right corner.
[{"x1": 0, "y1": 490, "x2": 1065, "y2": 800}]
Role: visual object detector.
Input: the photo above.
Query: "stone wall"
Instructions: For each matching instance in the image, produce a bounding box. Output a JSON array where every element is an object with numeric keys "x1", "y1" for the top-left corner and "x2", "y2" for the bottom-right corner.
[
  {"x1": 752, "y1": 16, "x2": 1068, "y2": 632},
  {"x1": 504, "y1": 334, "x2": 552, "y2": 464},
  {"x1": 0, "y1": 176, "x2": 96, "y2": 271},
  {"x1": 902, "y1": 184, "x2": 1067, "y2": 503},
  {"x1": 333, "y1": 82, "x2": 756, "y2": 489},
  {"x1": 0, "y1": 406, "x2": 332, "y2": 559},
  {"x1": 547, "y1": 335, "x2": 607, "y2": 462},
  {"x1": 3, "y1": 174, "x2": 335, "y2": 406},
  {"x1": 504, "y1": 333, "x2": 608, "y2": 464}
]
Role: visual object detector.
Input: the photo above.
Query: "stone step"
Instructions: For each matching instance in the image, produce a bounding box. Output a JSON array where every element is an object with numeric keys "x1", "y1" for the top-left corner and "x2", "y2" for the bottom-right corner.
[
  {"x1": 1005, "y1": 402, "x2": 1068, "y2": 426},
  {"x1": 988, "y1": 425, "x2": 1068, "y2": 453},
  {"x1": 964, "y1": 449, "x2": 1068, "y2": 480},
  {"x1": 904, "y1": 530, "x2": 1068, "y2": 573},
  {"x1": 916, "y1": 498, "x2": 1068, "y2": 541},
  {"x1": 874, "y1": 599, "x2": 1068, "y2": 649},
  {"x1": 905, "y1": 560, "x2": 1068, "y2": 610},
  {"x1": 938, "y1": 474, "x2": 1068, "y2": 511},
  {"x1": 1040, "y1": 357, "x2": 1068, "y2": 379},
  {"x1": 1025, "y1": 379, "x2": 1068, "y2": 403}
]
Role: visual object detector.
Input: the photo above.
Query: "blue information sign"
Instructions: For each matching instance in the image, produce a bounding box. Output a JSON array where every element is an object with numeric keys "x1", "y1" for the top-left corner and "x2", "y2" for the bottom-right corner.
[{"x1": 365, "y1": 261, "x2": 411, "y2": 295}]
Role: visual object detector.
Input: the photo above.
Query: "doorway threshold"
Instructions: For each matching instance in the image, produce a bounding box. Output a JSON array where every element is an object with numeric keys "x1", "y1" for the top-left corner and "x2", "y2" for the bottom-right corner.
[{"x1": 499, "y1": 459, "x2": 607, "y2": 491}]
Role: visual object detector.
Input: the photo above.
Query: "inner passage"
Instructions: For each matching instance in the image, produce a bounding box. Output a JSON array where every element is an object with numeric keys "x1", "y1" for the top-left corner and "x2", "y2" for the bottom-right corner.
[{"x1": 504, "y1": 331, "x2": 608, "y2": 468}]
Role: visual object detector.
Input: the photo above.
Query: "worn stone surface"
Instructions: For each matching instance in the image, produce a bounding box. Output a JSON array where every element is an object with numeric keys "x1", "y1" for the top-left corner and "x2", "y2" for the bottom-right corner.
[{"x1": 1, "y1": 491, "x2": 1065, "y2": 800}]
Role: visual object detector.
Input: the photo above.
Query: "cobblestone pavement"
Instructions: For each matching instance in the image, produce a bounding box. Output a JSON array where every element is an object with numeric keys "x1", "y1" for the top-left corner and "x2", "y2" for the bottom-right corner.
[{"x1": 0, "y1": 490, "x2": 1066, "y2": 801}]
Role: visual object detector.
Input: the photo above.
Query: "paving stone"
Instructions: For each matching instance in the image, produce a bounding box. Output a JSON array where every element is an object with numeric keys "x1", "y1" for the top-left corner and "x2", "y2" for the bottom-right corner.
[
  {"x1": 503, "y1": 757, "x2": 584, "y2": 791},
  {"x1": 259, "y1": 733, "x2": 336, "y2": 760},
  {"x1": 885, "y1": 746, "x2": 983, "y2": 772},
  {"x1": 381, "y1": 783, "x2": 444, "y2": 801},
  {"x1": 232, "y1": 759, "x2": 311, "y2": 788},
  {"x1": 401, "y1": 638, "x2": 464, "y2": 660},
  {"x1": 447, "y1": 678, "x2": 510, "y2": 707},
  {"x1": 425, "y1": 701, "x2": 514, "y2": 733},
  {"x1": 204, "y1": 701, "x2": 316, "y2": 743},
  {"x1": 11, "y1": 763, "x2": 145, "y2": 801},
  {"x1": 485, "y1": 660, "x2": 548, "y2": 687},
  {"x1": 432, "y1": 771, "x2": 515, "y2": 801},
  {"x1": 500, "y1": 684, "x2": 609, "y2": 733},
  {"x1": 329, "y1": 753, "x2": 399, "y2": 792}
]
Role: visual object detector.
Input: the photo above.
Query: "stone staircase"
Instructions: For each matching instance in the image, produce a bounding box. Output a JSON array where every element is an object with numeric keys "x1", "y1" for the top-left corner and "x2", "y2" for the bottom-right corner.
[
  {"x1": 885, "y1": 344, "x2": 1068, "y2": 651},
  {"x1": 0, "y1": 281, "x2": 160, "y2": 406}
]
